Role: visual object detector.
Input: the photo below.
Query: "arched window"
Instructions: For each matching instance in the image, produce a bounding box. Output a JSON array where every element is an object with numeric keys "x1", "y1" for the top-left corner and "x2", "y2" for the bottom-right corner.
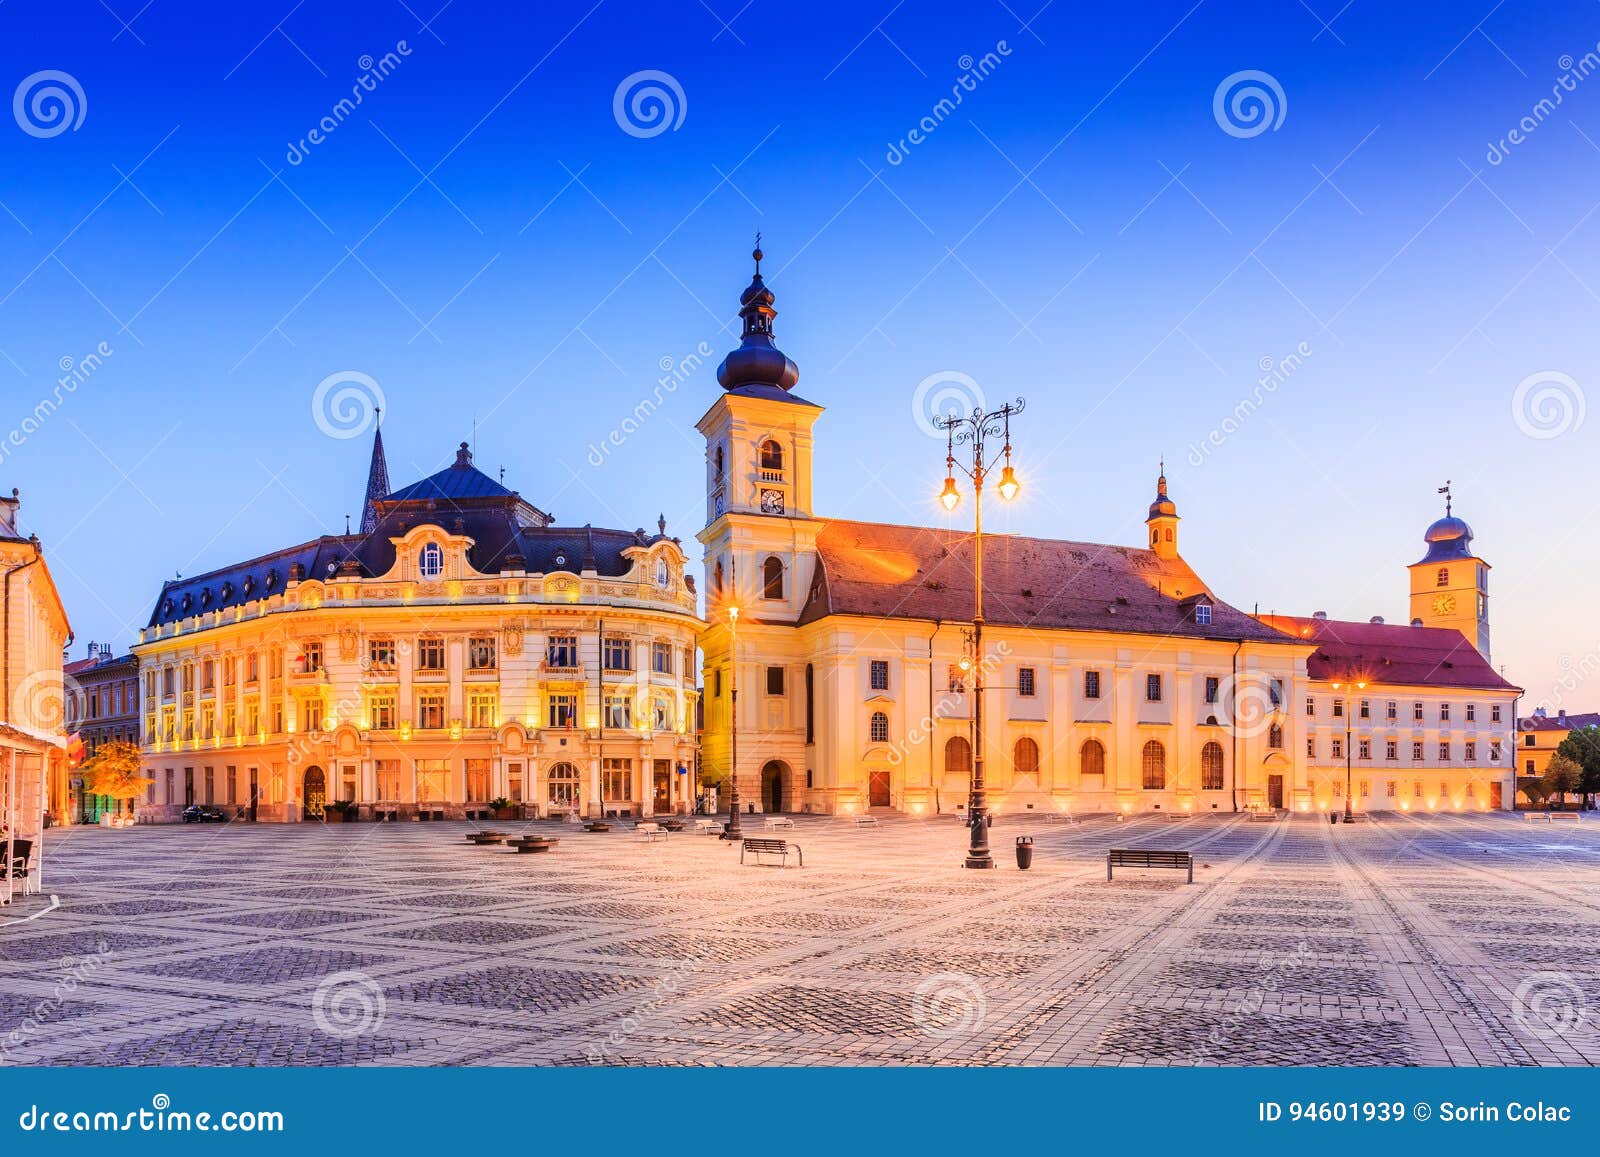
[
  {"x1": 762, "y1": 555, "x2": 784, "y2": 600},
  {"x1": 1142, "y1": 740, "x2": 1166, "y2": 790},
  {"x1": 1151, "y1": 529, "x2": 1159, "y2": 547},
  {"x1": 547, "y1": 761, "x2": 580, "y2": 807},
  {"x1": 869, "y1": 711, "x2": 889, "y2": 743},
  {"x1": 1436, "y1": 566, "x2": 1449, "y2": 588},
  {"x1": 760, "y1": 439, "x2": 784, "y2": 472},
  {"x1": 1013, "y1": 737, "x2": 1040, "y2": 779},
  {"x1": 714, "y1": 445, "x2": 725, "y2": 481},
  {"x1": 804, "y1": 664, "x2": 814, "y2": 745},
  {"x1": 1080, "y1": 739, "x2": 1105, "y2": 778},
  {"x1": 1164, "y1": 528, "x2": 1173, "y2": 542},
  {"x1": 1267, "y1": 723, "x2": 1284, "y2": 749},
  {"x1": 419, "y1": 542, "x2": 443, "y2": 579},
  {"x1": 1200, "y1": 741, "x2": 1225, "y2": 790},
  {"x1": 713, "y1": 560, "x2": 724, "y2": 595},
  {"x1": 944, "y1": 735, "x2": 971, "y2": 775}
]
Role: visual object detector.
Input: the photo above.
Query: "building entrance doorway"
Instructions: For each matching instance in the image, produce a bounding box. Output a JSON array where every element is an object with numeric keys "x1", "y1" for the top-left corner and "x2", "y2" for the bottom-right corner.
[
  {"x1": 869, "y1": 770, "x2": 891, "y2": 808},
  {"x1": 1267, "y1": 775, "x2": 1284, "y2": 810},
  {"x1": 303, "y1": 766, "x2": 326, "y2": 820},
  {"x1": 653, "y1": 760, "x2": 671, "y2": 812},
  {"x1": 762, "y1": 761, "x2": 786, "y2": 813},
  {"x1": 1490, "y1": 781, "x2": 1503, "y2": 810}
]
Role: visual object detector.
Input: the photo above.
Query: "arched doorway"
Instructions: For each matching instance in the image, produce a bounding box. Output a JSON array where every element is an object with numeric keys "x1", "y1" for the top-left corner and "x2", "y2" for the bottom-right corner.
[
  {"x1": 761, "y1": 760, "x2": 788, "y2": 813},
  {"x1": 303, "y1": 766, "x2": 326, "y2": 820}
]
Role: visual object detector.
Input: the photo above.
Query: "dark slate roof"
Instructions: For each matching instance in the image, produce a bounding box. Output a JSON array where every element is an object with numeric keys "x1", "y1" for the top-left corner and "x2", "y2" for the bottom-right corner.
[
  {"x1": 795, "y1": 519, "x2": 1294, "y2": 643},
  {"x1": 383, "y1": 444, "x2": 520, "y2": 503},
  {"x1": 1256, "y1": 614, "x2": 1520, "y2": 692},
  {"x1": 1519, "y1": 711, "x2": 1600, "y2": 732}
]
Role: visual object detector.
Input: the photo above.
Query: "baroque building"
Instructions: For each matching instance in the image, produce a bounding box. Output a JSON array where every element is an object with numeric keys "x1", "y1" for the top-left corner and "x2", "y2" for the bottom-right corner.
[
  {"x1": 63, "y1": 641, "x2": 140, "y2": 823},
  {"x1": 696, "y1": 247, "x2": 1520, "y2": 816},
  {"x1": 133, "y1": 439, "x2": 700, "y2": 822}
]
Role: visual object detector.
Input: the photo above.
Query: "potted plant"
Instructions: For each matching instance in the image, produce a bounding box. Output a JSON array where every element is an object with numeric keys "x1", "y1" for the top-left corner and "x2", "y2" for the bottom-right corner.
[
  {"x1": 490, "y1": 796, "x2": 518, "y2": 821},
  {"x1": 324, "y1": 799, "x2": 355, "y2": 824}
]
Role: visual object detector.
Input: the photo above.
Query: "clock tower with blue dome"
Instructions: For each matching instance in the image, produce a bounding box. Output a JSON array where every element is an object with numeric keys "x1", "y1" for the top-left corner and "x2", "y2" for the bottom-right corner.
[{"x1": 1407, "y1": 485, "x2": 1492, "y2": 662}]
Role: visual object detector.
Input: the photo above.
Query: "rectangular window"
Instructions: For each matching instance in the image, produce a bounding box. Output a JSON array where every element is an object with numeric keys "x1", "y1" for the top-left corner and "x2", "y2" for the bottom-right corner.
[
  {"x1": 468, "y1": 636, "x2": 497, "y2": 671},
  {"x1": 468, "y1": 691, "x2": 497, "y2": 729},
  {"x1": 1439, "y1": 742, "x2": 1451, "y2": 761},
  {"x1": 1307, "y1": 737, "x2": 1315, "y2": 758},
  {"x1": 301, "y1": 642, "x2": 322, "y2": 674},
  {"x1": 1194, "y1": 604, "x2": 1211, "y2": 626},
  {"x1": 546, "y1": 635, "x2": 578, "y2": 669},
  {"x1": 1331, "y1": 737, "x2": 1343, "y2": 760},
  {"x1": 1412, "y1": 741, "x2": 1424, "y2": 761},
  {"x1": 1204, "y1": 676, "x2": 1219, "y2": 704},
  {"x1": 223, "y1": 705, "x2": 237, "y2": 737},
  {"x1": 1084, "y1": 670, "x2": 1102, "y2": 699},
  {"x1": 301, "y1": 700, "x2": 324, "y2": 732},
  {"x1": 1358, "y1": 738, "x2": 1370, "y2": 759},
  {"x1": 1386, "y1": 781, "x2": 1397, "y2": 798},
  {"x1": 1305, "y1": 697, "x2": 1315, "y2": 716},
  {"x1": 1413, "y1": 702, "x2": 1424, "y2": 722},
  {"x1": 652, "y1": 697, "x2": 672, "y2": 730},
  {"x1": 1491, "y1": 705, "x2": 1501, "y2": 723},
  {"x1": 651, "y1": 642, "x2": 673, "y2": 674},
  {"x1": 417, "y1": 637, "x2": 445, "y2": 671},
  {"x1": 1269, "y1": 678, "x2": 1283, "y2": 707},
  {"x1": 1019, "y1": 667, "x2": 1037, "y2": 698},
  {"x1": 1386, "y1": 701, "x2": 1397, "y2": 720},
  {"x1": 604, "y1": 694, "x2": 632, "y2": 729},
  {"x1": 603, "y1": 637, "x2": 633, "y2": 671},
  {"x1": 1466, "y1": 703, "x2": 1476, "y2": 722},
  {"x1": 415, "y1": 758, "x2": 449, "y2": 803},
  {"x1": 1440, "y1": 702, "x2": 1451, "y2": 722},
  {"x1": 1145, "y1": 674, "x2": 1162, "y2": 702},
  {"x1": 1359, "y1": 699, "x2": 1370, "y2": 719},
  {"x1": 1333, "y1": 698, "x2": 1344, "y2": 718},
  {"x1": 417, "y1": 694, "x2": 446, "y2": 730},
  {"x1": 1490, "y1": 740, "x2": 1502, "y2": 761},
  {"x1": 225, "y1": 766, "x2": 237, "y2": 805},
  {"x1": 1386, "y1": 740, "x2": 1398, "y2": 760},
  {"x1": 602, "y1": 757, "x2": 632, "y2": 801},
  {"x1": 1465, "y1": 740, "x2": 1476, "y2": 761},
  {"x1": 370, "y1": 695, "x2": 396, "y2": 731},
  {"x1": 547, "y1": 694, "x2": 578, "y2": 729},
  {"x1": 375, "y1": 760, "x2": 402, "y2": 801},
  {"x1": 368, "y1": 638, "x2": 396, "y2": 670},
  {"x1": 201, "y1": 660, "x2": 214, "y2": 691},
  {"x1": 869, "y1": 660, "x2": 889, "y2": 691},
  {"x1": 244, "y1": 702, "x2": 259, "y2": 735},
  {"x1": 1359, "y1": 779, "x2": 1370, "y2": 797},
  {"x1": 465, "y1": 758, "x2": 490, "y2": 802},
  {"x1": 766, "y1": 666, "x2": 785, "y2": 696}
]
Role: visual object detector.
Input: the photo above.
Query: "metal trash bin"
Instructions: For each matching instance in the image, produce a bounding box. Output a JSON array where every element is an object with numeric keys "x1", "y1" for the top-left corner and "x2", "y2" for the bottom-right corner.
[{"x1": 1015, "y1": 836, "x2": 1034, "y2": 869}]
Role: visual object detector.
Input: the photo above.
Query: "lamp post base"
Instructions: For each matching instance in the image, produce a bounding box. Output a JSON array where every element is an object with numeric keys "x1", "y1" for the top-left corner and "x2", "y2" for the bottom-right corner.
[{"x1": 963, "y1": 854, "x2": 996, "y2": 869}]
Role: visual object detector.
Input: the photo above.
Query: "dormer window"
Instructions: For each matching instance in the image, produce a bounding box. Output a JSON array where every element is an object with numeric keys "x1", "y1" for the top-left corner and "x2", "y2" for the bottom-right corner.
[
  {"x1": 1194, "y1": 602, "x2": 1211, "y2": 626},
  {"x1": 419, "y1": 542, "x2": 444, "y2": 579},
  {"x1": 655, "y1": 558, "x2": 671, "y2": 589}
]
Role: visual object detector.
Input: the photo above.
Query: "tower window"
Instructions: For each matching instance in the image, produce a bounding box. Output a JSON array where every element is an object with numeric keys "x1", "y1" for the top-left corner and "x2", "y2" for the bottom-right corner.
[
  {"x1": 714, "y1": 445, "x2": 725, "y2": 481},
  {"x1": 869, "y1": 711, "x2": 889, "y2": 743},
  {"x1": 1436, "y1": 567, "x2": 1449, "y2": 587},
  {"x1": 762, "y1": 556, "x2": 784, "y2": 600},
  {"x1": 759, "y1": 440, "x2": 784, "y2": 472}
]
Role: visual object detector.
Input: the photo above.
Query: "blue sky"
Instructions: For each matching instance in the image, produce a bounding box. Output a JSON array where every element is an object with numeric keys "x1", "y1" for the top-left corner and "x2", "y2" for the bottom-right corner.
[{"x1": 1, "y1": 0, "x2": 1595, "y2": 704}]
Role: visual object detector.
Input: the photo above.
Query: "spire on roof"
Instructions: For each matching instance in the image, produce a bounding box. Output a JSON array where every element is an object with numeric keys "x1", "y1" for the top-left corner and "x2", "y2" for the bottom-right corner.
[
  {"x1": 360, "y1": 412, "x2": 390, "y2": 535},
  {"x1": 1438, "y1": 479, "x2": 1452, "y2": 516}
]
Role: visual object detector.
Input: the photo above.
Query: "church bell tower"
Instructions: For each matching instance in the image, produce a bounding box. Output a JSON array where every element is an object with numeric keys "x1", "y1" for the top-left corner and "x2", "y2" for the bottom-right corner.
[{"x1": 1407, "y1": 484, "x2": 1491, "y2": 661}]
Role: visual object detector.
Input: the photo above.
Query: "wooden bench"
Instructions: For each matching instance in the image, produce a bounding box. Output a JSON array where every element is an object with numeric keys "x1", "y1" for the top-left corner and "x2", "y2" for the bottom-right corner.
[
  {"x1": 740, "y1": 837, "x2": 802, "y2": 867},
  {"x1": 635, "y1": 822, "x2": 668, "y2": 843},
  {"x1": 506, "y1": 837, "x2": 559, "y2": 854},
  {"x1": 694, "y1": 819, "x2": 724, "y2": 835},
  {"x1": 851, "y1": 815, "x2": 880, "y2": 827},
  {"x1": 1549, "y1": 812, "x2": 1582, "y2": 822},
  {"x1": 1107, "y1": 847, "x2": 1193, "y2": 884},
  {"x1": 1521, "y1": 813, "x2": 1551, "y2": 823},
  {"x1": 764, "y1": 816, "x2": 794, "y2": 831},
  {"x1": 1247, "y1": 809, "x2": 1279, "y2": 822}
]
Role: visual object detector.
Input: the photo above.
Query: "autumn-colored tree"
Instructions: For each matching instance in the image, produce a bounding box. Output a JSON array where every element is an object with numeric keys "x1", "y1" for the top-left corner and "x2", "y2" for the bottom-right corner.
[
  {"x1": 1542, "y1": 752, "x2": 1583, "y2": 810},
  {"x1": 1555, "y1": 725, "x2": 1600, "y2": 810},
  {"x1": 77, "y1": 740, "x2": 153, "y2": 804}
]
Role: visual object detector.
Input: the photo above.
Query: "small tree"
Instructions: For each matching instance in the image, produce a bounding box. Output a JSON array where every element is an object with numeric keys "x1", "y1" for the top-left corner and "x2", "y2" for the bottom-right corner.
[
  {"x1": 1556, "y1": 726, "x2": 1600, "y2": 810},
  {"x1": 77, "y1": 740, "x2": 153, "y2": 815},
  {"x1": 1542, "y1": 753, "x2": 1582, "y2": 810}
]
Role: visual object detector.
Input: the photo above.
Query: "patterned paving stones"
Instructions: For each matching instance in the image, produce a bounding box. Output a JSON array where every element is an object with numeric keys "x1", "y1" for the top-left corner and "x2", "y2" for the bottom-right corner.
[{"x1": 3, "y1": 810, "x2": 1600, "y2": 1066}]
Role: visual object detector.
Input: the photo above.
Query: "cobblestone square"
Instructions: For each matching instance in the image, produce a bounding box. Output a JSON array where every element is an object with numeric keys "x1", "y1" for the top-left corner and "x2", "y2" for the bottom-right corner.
[{"x1": 3, "y1": 811, "x2": 1598, "y2": 1067}]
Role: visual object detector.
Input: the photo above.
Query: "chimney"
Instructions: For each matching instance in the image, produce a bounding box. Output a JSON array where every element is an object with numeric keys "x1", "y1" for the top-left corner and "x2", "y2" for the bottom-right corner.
[
  {"x1": 1410, "y1": 618, "x2": 1423, "y2": 627},
  {"x1": 0, "y1": 488, "x2": 18, "y2": 537},
  {"x1": 1558, "y1": 709, "x2": 1568, "y2": 726},
  {"x1": 1533, "y1": 706, "x2": 1548, "y2": 718},
  {"x1": 1312, "y1": 610, "x2": 1328, "y2": 620},
  {"x1": 1369, "y1": 616, "x2": 1385, "y2": 624}
]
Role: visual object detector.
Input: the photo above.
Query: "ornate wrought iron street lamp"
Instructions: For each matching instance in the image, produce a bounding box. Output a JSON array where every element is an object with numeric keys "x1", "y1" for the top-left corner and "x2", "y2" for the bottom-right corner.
[{"x1": 937, "y1": 398, "x2": 1024, "y2": 869}]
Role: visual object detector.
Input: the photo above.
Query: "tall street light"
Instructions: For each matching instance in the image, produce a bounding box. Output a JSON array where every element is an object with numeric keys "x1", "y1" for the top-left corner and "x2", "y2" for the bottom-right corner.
[
  {"x1": 720, "y1": 600, "x2": 743, "y2": 841},
  {"x1": 938, "y1": 398, "x2": 1024, "y2": 869},
  {"x1": 1330, "y1": 676, "x2": 1366, "y2": 822}
]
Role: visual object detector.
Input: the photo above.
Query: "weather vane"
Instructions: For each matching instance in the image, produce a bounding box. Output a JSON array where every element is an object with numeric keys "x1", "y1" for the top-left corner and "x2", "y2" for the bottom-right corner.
[{"x1": 1438, "y1": 480, "x2": 1452, "y2": 516}]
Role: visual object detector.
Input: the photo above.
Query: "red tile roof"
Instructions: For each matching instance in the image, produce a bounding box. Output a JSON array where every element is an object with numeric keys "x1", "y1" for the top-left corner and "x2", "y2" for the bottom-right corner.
[
  {"x1": 797, "y1": 519, "x2": 1296, "y2": 643},
  {"x1": 1519, "y1": 711, "x2": 1600, "y2": 732},
  {"x1": 1255, "y1": 614, "x2": 1520, "y2": 692}
]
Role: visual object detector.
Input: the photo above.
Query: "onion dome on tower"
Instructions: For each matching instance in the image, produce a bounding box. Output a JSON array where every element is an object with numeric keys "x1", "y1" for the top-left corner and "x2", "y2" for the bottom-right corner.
[{"x1": 717, "y1": 237, "x2": 801, "y2": 398}]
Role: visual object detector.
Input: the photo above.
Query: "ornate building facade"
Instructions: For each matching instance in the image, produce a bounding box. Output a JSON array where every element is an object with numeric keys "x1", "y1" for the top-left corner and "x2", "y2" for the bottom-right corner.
[
  {"x1": 133, "y1": 440, "x2": 700, "y2": 822},
  {"x1": 63, "y1": 641, "x2": 140, "y2": 823},
  {"x1": 695, "y1": 248, "x2": 1520, "y2": 815},
  {"x1": 1, "y1": 489, "x2": 73, "y2": 898}
]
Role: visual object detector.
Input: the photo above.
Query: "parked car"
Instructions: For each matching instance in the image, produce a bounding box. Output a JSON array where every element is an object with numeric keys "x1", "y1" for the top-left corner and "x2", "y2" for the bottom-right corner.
[{"x1": 181, "y1": 805, "x2": 226, "y2": 823}]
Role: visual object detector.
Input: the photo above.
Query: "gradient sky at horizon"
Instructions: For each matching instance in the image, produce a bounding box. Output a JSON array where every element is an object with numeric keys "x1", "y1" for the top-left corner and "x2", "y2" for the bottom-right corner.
[{"x1": 1, "y1": 0, "x2": 1595, "y2": 706}]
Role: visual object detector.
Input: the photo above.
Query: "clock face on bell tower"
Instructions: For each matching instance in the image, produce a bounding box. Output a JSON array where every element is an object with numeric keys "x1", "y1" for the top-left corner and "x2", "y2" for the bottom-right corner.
[{"x1": 1407, "y1": 488, "x2": 1491, "y2": 662}]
